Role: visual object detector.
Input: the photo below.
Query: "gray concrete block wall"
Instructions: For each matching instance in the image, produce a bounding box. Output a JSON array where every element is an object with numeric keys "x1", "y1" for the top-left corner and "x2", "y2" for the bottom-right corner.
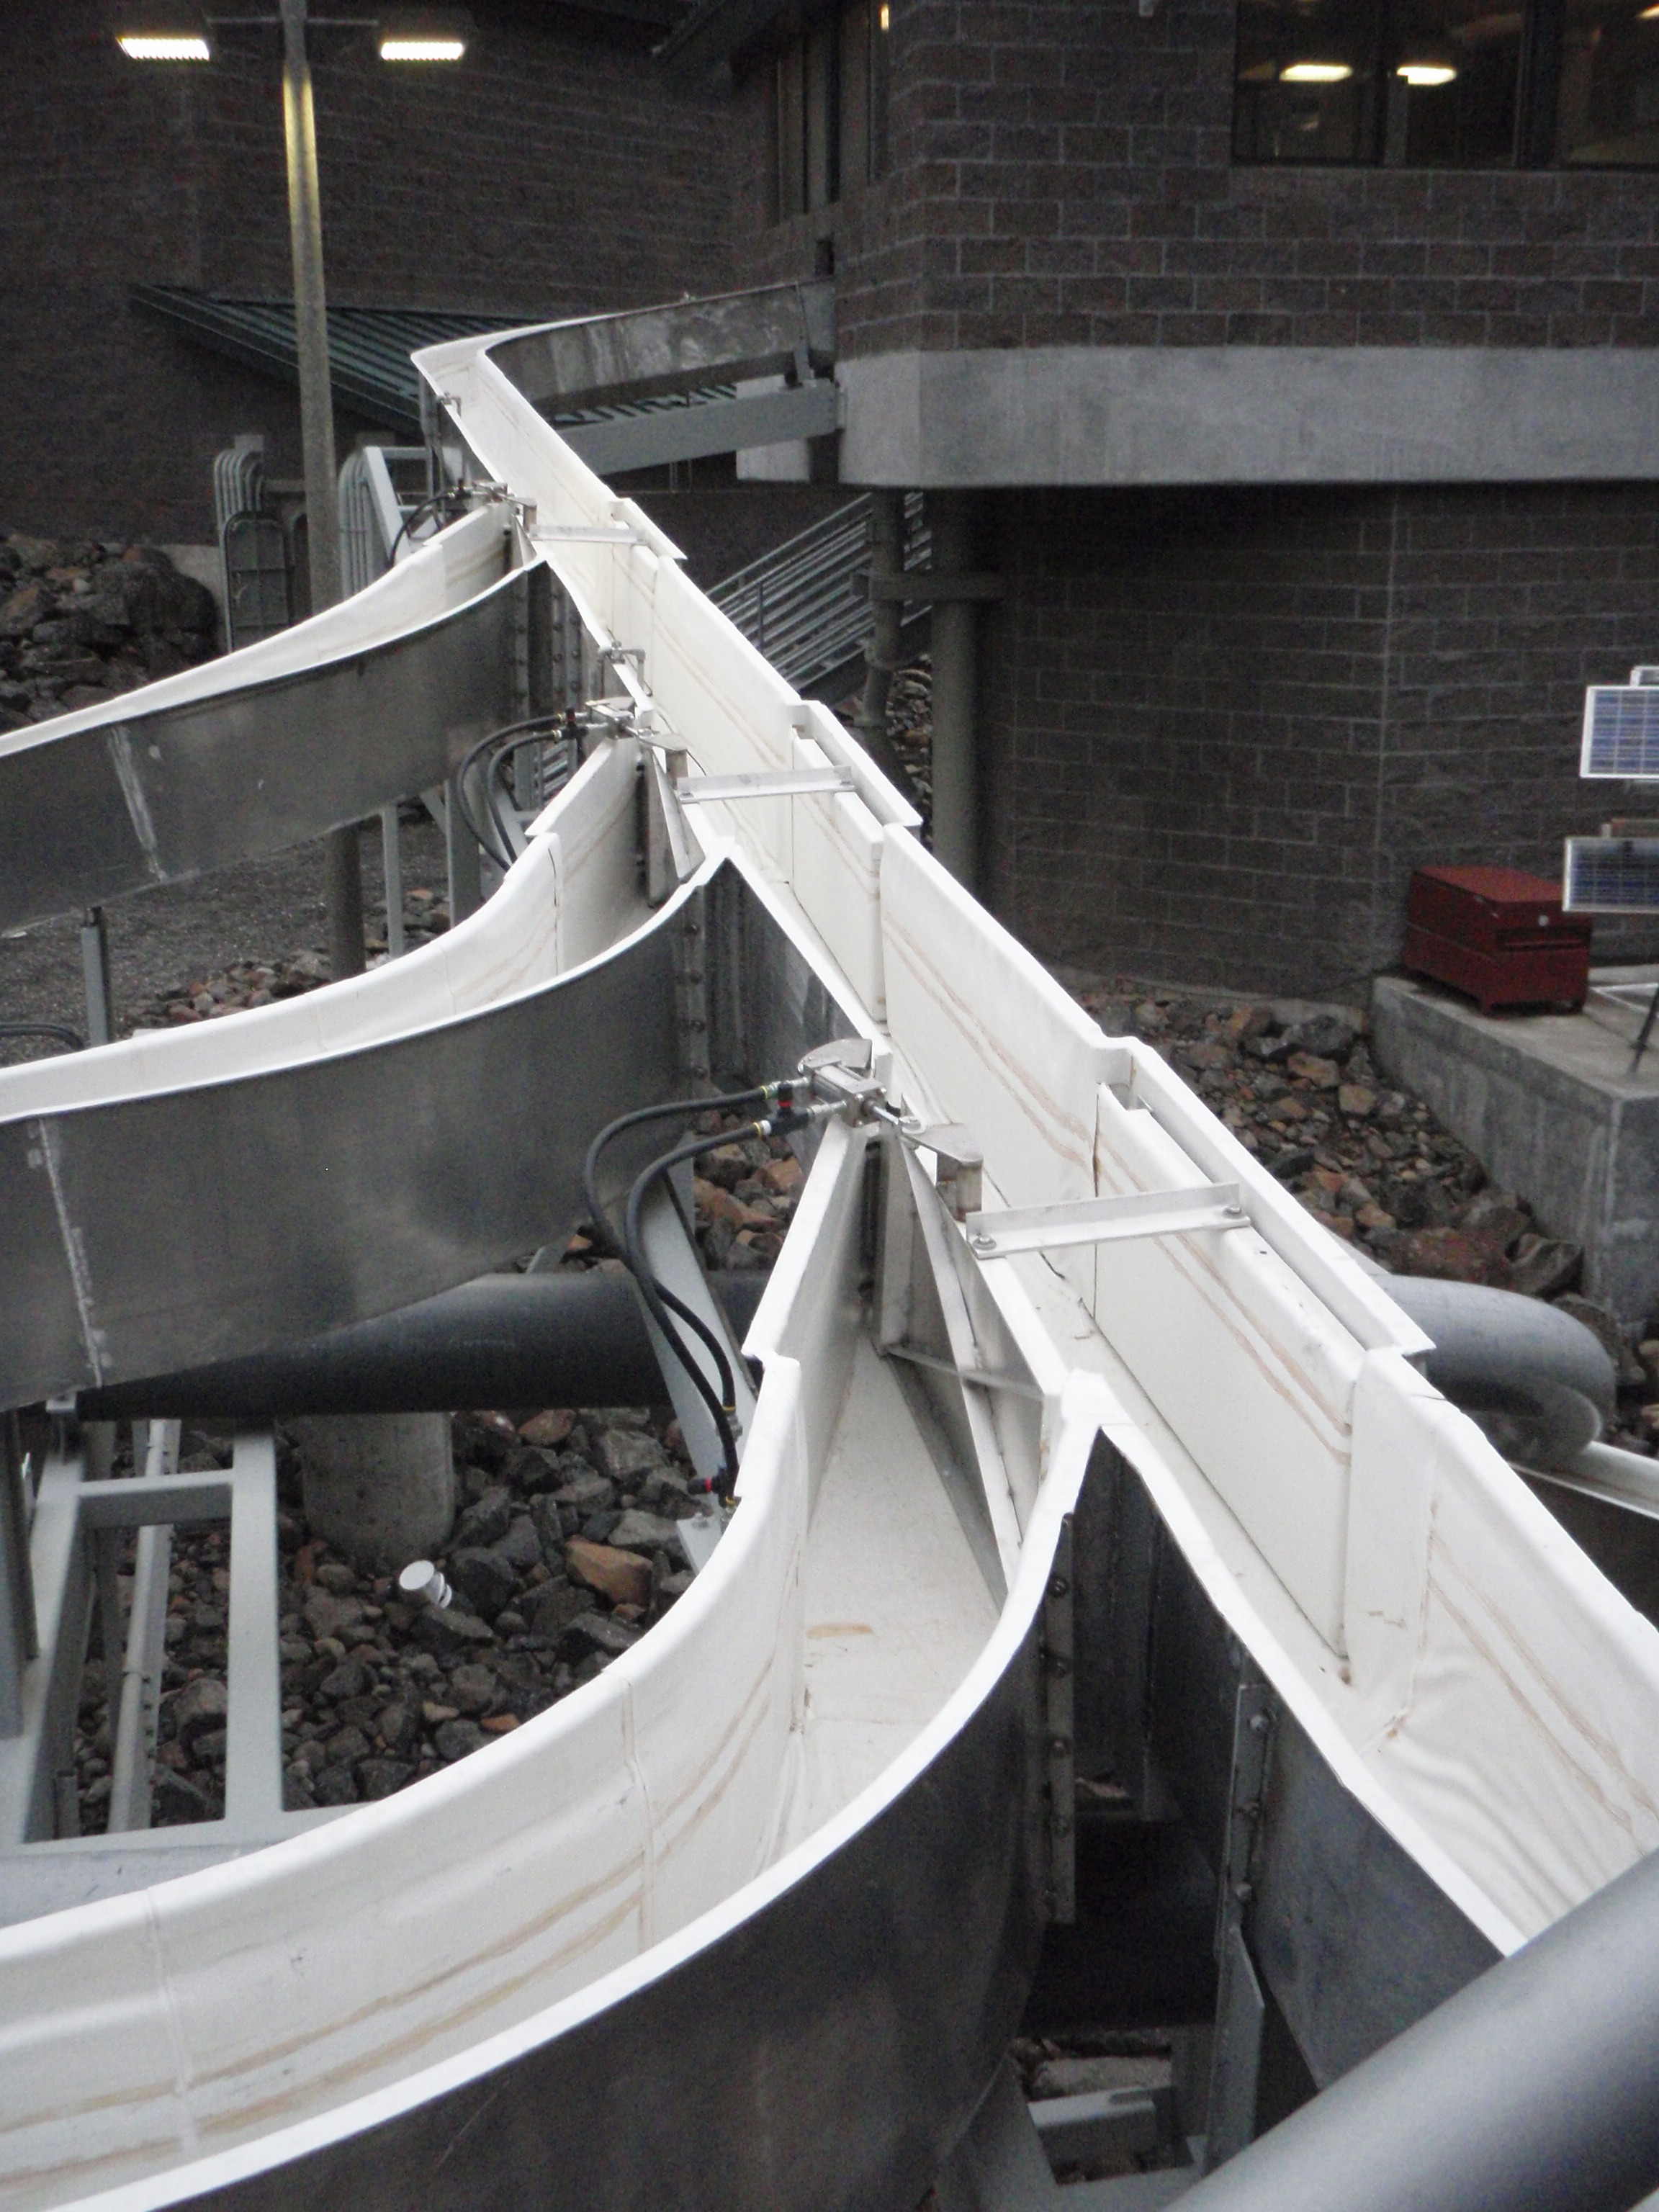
[
  {"x1": 977, "y1": 480, "x2": 1659, "y2": 998},
  {"x1": 1372, "y1": 979, "x2": 1659, "y2": 1328}
]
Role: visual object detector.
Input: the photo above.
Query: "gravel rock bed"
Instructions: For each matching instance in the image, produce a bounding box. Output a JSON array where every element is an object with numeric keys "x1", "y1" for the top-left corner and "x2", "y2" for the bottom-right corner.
[
  {"x1": 273, "y1": 1401, "x2": 711, "y2": 1815},
  {"x1": 0, "y1": 532, "x2": 217, "y2": 729},
  {"x1": 66, "y1": 1112, "x2": 806, "y2": 1830},
  {"x1": 123, "y1": 884, "x2": 453, "y2": 1031}
]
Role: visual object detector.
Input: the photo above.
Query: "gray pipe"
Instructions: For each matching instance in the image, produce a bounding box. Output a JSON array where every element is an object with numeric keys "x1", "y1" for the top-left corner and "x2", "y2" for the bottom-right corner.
[
  {"x1": 76, "y1": 1269, "x2": 768, "y2": 1422},
  {"x1": 1184, "y1": 1838, "x2": 1659, "y2": 2212},
  {"x1": 1364, "y1": 1268, "x2": 1617, "y2": 1470}
]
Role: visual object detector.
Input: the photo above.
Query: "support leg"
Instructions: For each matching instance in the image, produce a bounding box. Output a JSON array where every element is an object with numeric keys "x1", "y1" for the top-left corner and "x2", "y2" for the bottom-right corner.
[
  {"x1": 326, "y1": 822, "x2": 365, "y2": 981},
  {"x1": 79, "y1": 907, "x2": 113, "y2": 1047},
  {"x1": 380, "y1": 806, "x2": 405, "y2": 959},
  {"x1": 929, "y1": 492, "x2": 980, "y2": 890}
]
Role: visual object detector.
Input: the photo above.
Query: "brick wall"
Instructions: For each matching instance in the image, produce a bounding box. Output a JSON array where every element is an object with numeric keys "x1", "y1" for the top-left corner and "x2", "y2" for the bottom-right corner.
[
  {"x1": 728, "y1": 0, "x2": 1659, "y2": 359},
  {"x1": 981, "y1": 482, "x2": 1659, "y2": 997},
  {"x1": 1, "y1": 1, "x2": 738, "y2": 541}
]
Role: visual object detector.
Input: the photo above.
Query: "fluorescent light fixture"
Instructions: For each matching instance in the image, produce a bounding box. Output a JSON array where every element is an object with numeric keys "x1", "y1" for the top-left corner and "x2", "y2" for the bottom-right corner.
[
  {"x1": 379, "y1": 35, "x2": 466, "y2": 58},
  {"x1": 117, "y1": 32, "x2": 210, "y2": 59},
  {"x1": 1642, "y1": 4, "x2": 1659, "y2": 17},
  {"x1": 1396, "y1": 60, "x2": 1457, "y2": 83},
  {"x1": 1280, "y1": 60, "x2": 1353, "y2": 81}
]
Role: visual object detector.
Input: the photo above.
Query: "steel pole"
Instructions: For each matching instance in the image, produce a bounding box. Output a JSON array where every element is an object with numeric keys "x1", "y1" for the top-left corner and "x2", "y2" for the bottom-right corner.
[
  {"x1": 928, "y1": 492, "x2": 979, "y2": 891},
  {"x1": 280, "y1": 0, "x2": 364, "y2": 980}
]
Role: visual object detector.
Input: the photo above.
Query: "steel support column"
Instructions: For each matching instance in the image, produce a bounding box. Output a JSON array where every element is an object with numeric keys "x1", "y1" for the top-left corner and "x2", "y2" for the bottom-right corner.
[
  {"x1": 281, "y1": 0, "x2": 363, "y2": 980},
  {"x1": 929, "y1": 493, "x2": 981, "y2": 890}
]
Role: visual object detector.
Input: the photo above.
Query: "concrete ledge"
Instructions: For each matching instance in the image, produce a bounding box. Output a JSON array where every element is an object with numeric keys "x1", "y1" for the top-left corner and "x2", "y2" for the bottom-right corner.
[
  {"x1": 837, "y1": 346, "x2": 1659, "y2": 487},
  {"x1": 1372, "y1": 976, "x2": 1659, "y2": 1328}
]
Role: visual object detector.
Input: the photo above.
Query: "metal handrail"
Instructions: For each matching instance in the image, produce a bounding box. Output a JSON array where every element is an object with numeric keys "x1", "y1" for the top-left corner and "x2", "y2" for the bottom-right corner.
[{"x1": 709, "y1": 490, "x2": 929, "y2": 694}]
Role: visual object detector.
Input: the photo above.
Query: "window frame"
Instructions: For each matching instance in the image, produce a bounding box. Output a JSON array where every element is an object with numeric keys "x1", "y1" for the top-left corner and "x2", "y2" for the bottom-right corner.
[
  {"x1": 1232, "y1": 0, "x2": 1657, "y2": 171},
  {"x1": 768, "y1": 0, "x2": 887, "y2": 225}
]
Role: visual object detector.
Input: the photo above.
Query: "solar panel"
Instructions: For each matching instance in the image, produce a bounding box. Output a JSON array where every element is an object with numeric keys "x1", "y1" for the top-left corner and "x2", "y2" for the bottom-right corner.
[
  {"x1": 1581, "y1": 688, "x2": 1659, "y2": 778},
  {"x1": 1564, "y1": 837, "x2": 1659, "y2": 912}
]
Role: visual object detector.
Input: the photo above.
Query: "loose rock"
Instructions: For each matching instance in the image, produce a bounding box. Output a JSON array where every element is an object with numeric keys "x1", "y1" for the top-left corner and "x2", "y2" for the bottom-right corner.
[
  {"x1": 434, "y1": 1718, "x2": 487, "y2": 1763},
  {"x1": 567, "y1": 1538, "x2": 652, "y2": 1611}
]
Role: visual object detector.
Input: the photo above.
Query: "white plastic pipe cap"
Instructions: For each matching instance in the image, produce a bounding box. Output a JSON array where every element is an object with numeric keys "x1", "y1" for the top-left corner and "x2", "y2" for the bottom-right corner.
[{"x1": 397, "y1": 1560, "x2": 452, "y2": 1609}]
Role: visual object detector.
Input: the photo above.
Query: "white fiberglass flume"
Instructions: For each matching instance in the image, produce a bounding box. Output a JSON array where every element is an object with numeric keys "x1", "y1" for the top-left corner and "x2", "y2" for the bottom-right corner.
[{"x1": 1, "y1": 323, "x2": 1658, "y2": 2212}]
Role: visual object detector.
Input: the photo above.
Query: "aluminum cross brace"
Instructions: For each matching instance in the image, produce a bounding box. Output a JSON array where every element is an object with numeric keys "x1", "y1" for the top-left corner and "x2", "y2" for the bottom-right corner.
[
  {"x1": 675, "y1": 769, "x2": 855, "y2": 804},
  {"x1": 965, "y1": 1184, "x2": 1250, "y2": 1259}
]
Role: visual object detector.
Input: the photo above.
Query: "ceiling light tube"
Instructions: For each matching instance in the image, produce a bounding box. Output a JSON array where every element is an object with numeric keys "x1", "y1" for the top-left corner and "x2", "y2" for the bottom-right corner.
[
  {"x1": 116, "y1": 32, "x2": 210, "y2": 60},
  {"x1": 1280, "y1": 60, "x2": 1353, "y2": 82},
  {"x1": 379, "y1": 36, "x2": 467, "y2": 59},
  {"x1": 1396, "y1": 60, "x2": 1458, "y2": 83}
]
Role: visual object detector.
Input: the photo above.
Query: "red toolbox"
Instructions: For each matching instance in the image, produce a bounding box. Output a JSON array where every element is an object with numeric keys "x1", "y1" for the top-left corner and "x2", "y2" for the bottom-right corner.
[{"x1": 1404, "y1": 865, "x2": 1591, "y2": 1013}]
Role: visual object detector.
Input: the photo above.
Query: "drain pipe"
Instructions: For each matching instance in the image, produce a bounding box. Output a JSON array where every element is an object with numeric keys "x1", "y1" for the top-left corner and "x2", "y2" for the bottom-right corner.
[
  {"x1": 76, "y1": 1268, "x2": 768, "y2": 1422},
  {"x1": 1344, "y1": 1244, "x2": 1617, "y2": 1470},
  {"x1": 1383, "y1": 1274, "x2": 1616, "y2": 1467}
]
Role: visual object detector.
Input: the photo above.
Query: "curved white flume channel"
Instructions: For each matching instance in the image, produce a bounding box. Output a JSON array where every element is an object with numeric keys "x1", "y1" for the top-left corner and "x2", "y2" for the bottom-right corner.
[{"x1": 1, "y1": 320, "x2": 1658, "y2": 2211}]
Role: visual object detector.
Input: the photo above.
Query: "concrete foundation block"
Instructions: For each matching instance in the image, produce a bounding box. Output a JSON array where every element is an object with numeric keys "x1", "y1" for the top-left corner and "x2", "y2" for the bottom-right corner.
[
  {"x1": 1371, "y1": 976, "x2": 1659, "y2": 1331},
  {"x1": 291, "y1": 1412, "x2": 457, "y2": 1571}
]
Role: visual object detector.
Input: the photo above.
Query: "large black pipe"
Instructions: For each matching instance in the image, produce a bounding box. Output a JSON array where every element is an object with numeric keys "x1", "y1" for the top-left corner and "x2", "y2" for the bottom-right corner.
[
  {"x1": 1185, "y1": 1842, "x2": 1659, "y2": 2212},
  {"x1": 1353, "y1": 1255, "x2": 1618, "y2": 1469},
  {"x1": 76, "y1": 1269, "x2": 768, "y2": 1421}
]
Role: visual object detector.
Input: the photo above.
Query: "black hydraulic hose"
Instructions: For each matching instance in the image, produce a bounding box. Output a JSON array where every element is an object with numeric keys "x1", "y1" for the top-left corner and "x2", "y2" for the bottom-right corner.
[
  {"x1": 385, "y1": 490, "x2": 469, "y2": 567},
  {"x1": 625, "y1": 1134, "x2": 755, "y2": 1488},
  {"x1": 0, "y1": 1022, "x2": 85, "y2": 1056},
  {"x1": 450, "y1": 715, "x2": 579, "y2": 873},
  {"x1": 583, "y1": 1085, "x2": 785, "y2": 1427},
  {"x1": 582, "y1": 1088, "x2": 775, "y2": 1249},
  {"x1": 623, "y1": 1103, "x2": 832, "y2": 1489}
]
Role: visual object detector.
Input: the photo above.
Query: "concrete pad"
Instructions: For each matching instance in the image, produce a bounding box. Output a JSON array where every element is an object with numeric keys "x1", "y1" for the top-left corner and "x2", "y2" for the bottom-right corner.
[{"x1": 1371, "y1": 976, "x2": 1659, "y2": 1329}]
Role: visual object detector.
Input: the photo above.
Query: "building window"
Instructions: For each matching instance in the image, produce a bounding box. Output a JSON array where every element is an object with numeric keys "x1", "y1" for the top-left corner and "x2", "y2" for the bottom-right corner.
[
  {"x1": 1234, "y1": 0, "x2": 1659, "y2": 166},
  {"x1": 773, "y1": 0, "x2": 889, "y2": 222}
]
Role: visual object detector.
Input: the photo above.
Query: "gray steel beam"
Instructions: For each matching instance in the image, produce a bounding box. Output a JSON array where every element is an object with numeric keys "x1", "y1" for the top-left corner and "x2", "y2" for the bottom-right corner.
[
  {"x1": 106, "y1": 1520, "x2": 171, "y2": 1833},
  {"x1": 488, "y1": 282, "x2": 834, "y2": 413},
  {"x1": 78, "y1": 1473, "x2": 232, "y2": 1528},
  {"x1": 0, "y1": 1417, "x2": 35, "y2": 1741},
  {"x1": 225, "y1": 1431, "x2": 284, "y2": 1830},
  {"x1": 0, "y1": 1440, "x2": 89, "y2": 1845},
  {"x1": 562, "y1": 382, "x2": 840, "y2": 475},
  {"x1": 927, "y1": 493, "x2": 980, "y2": 891}
]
